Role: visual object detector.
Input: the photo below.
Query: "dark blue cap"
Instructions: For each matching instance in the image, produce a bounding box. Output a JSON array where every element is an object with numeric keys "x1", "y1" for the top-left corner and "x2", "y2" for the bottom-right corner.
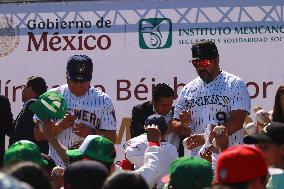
[
  {"x1": 66, "y1": 55, "x2": 93, "y2": 82},
  {"x1": 144, "y1": 114, "x2": 168, "y2": 134}
]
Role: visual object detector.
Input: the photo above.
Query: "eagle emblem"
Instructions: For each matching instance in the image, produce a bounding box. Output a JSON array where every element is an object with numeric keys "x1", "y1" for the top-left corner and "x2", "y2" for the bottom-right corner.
[{"x1": 77, "y1": 64, "x2": 86, "y2": 74}]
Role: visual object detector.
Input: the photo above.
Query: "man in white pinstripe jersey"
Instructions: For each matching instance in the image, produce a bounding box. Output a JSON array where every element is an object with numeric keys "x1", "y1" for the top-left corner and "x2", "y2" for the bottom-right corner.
[
  {"x1": 172, "y1": 40, "x2": 251, "y2": 159},
  {"x1": 35, "y1": 55, "x2": 117, "y2": 166}
]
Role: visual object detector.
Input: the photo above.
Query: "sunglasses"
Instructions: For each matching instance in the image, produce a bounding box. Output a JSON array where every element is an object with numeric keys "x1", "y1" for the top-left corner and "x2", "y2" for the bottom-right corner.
[{"x1": 191, "y1": 59, "x2": 211, "y2": 67}]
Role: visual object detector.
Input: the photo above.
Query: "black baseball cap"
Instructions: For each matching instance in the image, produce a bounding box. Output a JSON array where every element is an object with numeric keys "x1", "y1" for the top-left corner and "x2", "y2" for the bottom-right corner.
[
  {"x1": 244, "y1": 122, "x2": 284, "y2": 145},
  {"x1": 144, "y1": 114, "x2": 168, "y2": 134},
  {"x1": 190, "y1": 40, "x2": 219, "y2": 61},
  {"x1": 66, "y1": 55, "x2": 93, "y2": 82}
]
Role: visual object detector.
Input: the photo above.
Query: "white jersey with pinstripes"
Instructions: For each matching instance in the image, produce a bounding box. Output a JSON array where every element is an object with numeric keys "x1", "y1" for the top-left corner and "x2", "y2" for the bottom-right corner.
[
  {"x1": 49, "y1": 84, "x2": 117, "y2": 166},
  {"x1": 174, "y1": 70, "x2": 251, "y2": 156}
]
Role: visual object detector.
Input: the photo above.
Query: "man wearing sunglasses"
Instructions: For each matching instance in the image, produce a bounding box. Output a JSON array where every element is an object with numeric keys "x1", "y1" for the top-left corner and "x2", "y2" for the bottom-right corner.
[{"x1": 172, "y1": 40, "x2": 251, "y2": 159}]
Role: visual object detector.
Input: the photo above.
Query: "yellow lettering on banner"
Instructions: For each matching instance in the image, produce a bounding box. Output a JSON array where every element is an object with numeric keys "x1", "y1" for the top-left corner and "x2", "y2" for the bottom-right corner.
[{"x1": 115, "y1": 118, "x2": 131, "y2": 144}]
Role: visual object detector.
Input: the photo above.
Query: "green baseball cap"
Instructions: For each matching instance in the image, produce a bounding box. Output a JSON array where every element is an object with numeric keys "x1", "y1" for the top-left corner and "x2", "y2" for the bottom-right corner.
[
  {"x1": 164, "y1": 157, "x2": 213, "y2": 189},
  {"x1": 4, "y1": 140, "x2": 48, "y2": 167},
  {"x1": 66, "y1": 135, "x2": 116, "y2": 164},
  {"x1": 29, "y1": 91, "x2": 67, "y2": 121}
]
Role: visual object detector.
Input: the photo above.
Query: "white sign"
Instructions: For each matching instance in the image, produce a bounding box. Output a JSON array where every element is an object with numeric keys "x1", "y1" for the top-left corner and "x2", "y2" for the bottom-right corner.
[{"x1": 1, "y1": 1, "x2": 283, "y2": 162}]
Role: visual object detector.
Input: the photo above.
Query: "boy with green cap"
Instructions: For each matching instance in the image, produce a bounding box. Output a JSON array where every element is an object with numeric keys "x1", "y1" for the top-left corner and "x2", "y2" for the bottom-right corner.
[
  {"x1": 162, "y1": 156, "x2": 213, "y2": 189},
  {"x1": 42, "y1": 120, "x2": 164, "y2": 189},
  {"x1": 4, "y1": 140, "x2": 48, "y2": 168}
]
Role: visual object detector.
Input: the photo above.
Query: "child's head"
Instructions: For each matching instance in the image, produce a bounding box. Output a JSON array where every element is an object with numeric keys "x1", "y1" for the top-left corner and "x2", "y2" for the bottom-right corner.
[{"x1": 244, "y1": 122, "x2": 284, "y2": 168}]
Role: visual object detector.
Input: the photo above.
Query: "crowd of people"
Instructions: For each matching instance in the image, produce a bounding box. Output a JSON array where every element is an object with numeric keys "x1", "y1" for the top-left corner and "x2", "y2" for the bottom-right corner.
[{"x1": 0, "y1": 40, "x2": 283, "y2": 189}]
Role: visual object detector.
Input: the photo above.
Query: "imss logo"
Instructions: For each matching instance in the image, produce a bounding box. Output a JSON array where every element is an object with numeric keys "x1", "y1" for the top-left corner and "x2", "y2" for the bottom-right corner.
[{"x1": 139, "y1": 18, "x2": 172, "y2": 49}]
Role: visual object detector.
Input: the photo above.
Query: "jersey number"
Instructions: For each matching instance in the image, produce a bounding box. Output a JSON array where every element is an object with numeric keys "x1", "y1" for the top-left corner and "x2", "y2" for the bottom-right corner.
[{"x1": 216, "y1": 112, "x2": 227, "y2": 125}]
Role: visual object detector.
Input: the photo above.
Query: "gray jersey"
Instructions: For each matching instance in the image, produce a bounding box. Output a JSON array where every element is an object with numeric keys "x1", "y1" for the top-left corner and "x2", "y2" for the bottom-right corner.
[{"x1": 174, "y1": 71, "x2": 251, "y2": 156}]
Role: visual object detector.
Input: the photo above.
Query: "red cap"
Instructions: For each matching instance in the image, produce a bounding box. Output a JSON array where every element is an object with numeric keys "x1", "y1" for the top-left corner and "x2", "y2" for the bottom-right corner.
[{"x1": 215, "y1": 145, "x2": 268, "y2": 184}]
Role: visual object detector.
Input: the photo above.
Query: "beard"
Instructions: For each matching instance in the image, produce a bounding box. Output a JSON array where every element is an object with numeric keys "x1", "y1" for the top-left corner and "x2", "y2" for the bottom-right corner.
[{"x1": 197, "y1": 70, "x2": 212, "y2": 83}]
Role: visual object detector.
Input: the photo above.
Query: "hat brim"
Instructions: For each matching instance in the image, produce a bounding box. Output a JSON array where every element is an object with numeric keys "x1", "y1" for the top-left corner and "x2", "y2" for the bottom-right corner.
[
  {"x1": 243, "y1": 134, "x2": 272, "y2": 144},
  {"x1": 66, "y1": 149, "x2": 83, "y2": 158},
  {"x1": 29, "y1": 100, "x2": 51, "y2": 121},
  {"x1": 67, "y1": 75, "x2": 91, "y2": 82},
  {"x1": 188, "y1": 57, "x2": 202, "y2": 62},
  {"x1": 29, "y1": 92, "x2": 68, "y2": 120},
  {"x1": 189, "y1": 54, "x2": 218, "y2": 62},
  {"x1": 66, "y1": 71, "x2": 92, "y2": 82},
  {"x1": 40, "y1": 159, "x2": 49, "y2": 167},
  {"x1": 269, "y1": 167, "x2": 284, "y2": 176}
]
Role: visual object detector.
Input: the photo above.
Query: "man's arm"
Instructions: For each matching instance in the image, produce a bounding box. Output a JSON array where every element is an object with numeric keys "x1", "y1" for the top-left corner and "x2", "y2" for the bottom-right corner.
[
  {"x1": 96, "y1": 129, "x2": 116, "y2": 143},
  {"x1": 169, "y1": 110, "x2": 192, "y2": 136},
  {"x1": 92, "y1": 96, "x2": 117, "y2": 143},
  {"x1": 71, "y1": 121, "x2": 117, "y2": 143},
  {"x1": 34, "y1": 120, "x2": 63, "y2": 141},
  {"x1": 213, "y1": 126, "x2": 229, "y2": 152},
  {"x1": 225, "y1": 79, "x2": 250, "y2": 135},
  {"x1": 34, "y1": 113, "x2": 75, "y2": 141},
  {"x1": 171, "y1": 86, "x2": 192, "y2": 136},
  {"x1": 223, "y1": 110, "x2": 247, "y2": 135},
  {"x1": 184, "y1": 110, "x2": 247, "y2": 150},
  {"x1": 135, "y1": 125, "x2": 162, "y2": 189},
  {"x1": 42, "y1": 120, "x2": 68, "y2": 163}
]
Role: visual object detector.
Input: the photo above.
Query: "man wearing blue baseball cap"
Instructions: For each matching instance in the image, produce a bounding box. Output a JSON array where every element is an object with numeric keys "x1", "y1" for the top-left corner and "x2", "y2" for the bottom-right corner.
[{"x1": 35, "y1": 55, "x2": 117, "y2": 167}]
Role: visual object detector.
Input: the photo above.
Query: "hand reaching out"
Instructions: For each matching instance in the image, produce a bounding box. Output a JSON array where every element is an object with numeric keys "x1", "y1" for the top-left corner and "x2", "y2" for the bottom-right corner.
[
  {"x1": 183, "y1": 134, "x2": 205, "y2": 150},
  {"x1": 211, "y1": 125, "x2": 229, "y2": 152},
  {"x1": 57, "y1": 113, "x2": 76, "y2": 130},
  {"x1": 200, "y1": 145, "x2": 213, "y2": 163},
  {"x1": 179, "y1": 109, "x2": 191, "y2": 127},
  {"x1": 73, "y1": 122, "x2": 93, "y2": 137},
  {"x1": 145, "y1": 124, "x2": 161, "y2": 143},
  {"x1": 42, "y1": 120, "x2": 57, "y2": 140}
]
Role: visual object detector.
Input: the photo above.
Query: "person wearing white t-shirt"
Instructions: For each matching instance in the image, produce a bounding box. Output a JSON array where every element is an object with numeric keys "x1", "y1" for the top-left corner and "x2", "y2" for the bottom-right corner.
[
  {"x1": 35, "y1": 55, "x2": 117, "y2": 166},
  {"x1": 172, "y1": 40, "x2": 251, "y2": 157},
  {"x1": 123, "y1": 114, "x2": 178, "y2": 188}
]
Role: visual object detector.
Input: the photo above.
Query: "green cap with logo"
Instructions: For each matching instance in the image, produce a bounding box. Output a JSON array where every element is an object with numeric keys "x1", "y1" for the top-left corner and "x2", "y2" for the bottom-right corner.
[
  {"x1": 166, "y1": 157, "x2": 213, "y2": 189},
  {"x1": 66, "y1": 135, "x2": 116, "y2": 164},
  {"x1": 29, "y1": 91, "x2": 67, "y2": 121},
  {"x1": 4, "y1": 140, "x2": 48, "y2": 167}
]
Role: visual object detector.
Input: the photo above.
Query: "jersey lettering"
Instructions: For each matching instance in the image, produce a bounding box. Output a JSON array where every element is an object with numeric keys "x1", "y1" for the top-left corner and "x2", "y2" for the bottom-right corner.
[
  {"x1": 69, "y1": 108, "x2": 97, "y2": 126},
  {"x1": 216, "y1": 111, "x2": 227, "y2": 125},
  {"x1": 185, "y1": 95, "x2": 230, "y2": 109}
]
